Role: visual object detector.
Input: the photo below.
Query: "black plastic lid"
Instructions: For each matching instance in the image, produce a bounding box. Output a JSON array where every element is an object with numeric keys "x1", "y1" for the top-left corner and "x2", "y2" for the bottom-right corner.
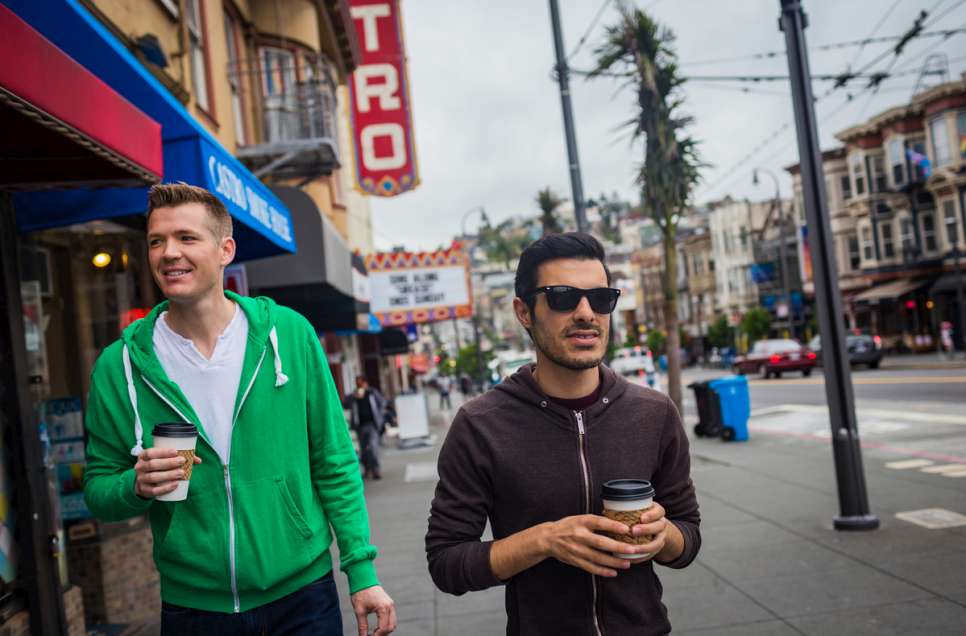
[
  {"x1": 601, "y1": 479, "x2": 655, "y2": 501},
  {"x1": 153, "y1": 422, "x2": 198, "y2": 438}
]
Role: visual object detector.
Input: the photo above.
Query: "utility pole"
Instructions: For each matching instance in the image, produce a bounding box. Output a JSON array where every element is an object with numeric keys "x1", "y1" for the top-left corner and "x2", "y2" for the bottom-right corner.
[
  {"x1": 779, "y1": 0, "x2": 878, "y2": 531},
  {"x1": 548, "y1": 0, "x2": 588, "y2": 233}
]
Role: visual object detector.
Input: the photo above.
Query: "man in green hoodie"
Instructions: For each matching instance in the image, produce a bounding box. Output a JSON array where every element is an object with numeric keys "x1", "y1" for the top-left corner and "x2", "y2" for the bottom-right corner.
[{"x1": 83, "y1": 183, "x2": 396, "y2": 635}]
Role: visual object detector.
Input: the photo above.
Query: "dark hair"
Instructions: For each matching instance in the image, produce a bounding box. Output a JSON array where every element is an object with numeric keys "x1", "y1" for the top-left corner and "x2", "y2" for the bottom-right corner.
[
  {"x1": 147, "y1": 182, "x2": 232, "y2": 239},
  {"x1": 514, "y1": 232, "x2": 611, "y2": 309}
]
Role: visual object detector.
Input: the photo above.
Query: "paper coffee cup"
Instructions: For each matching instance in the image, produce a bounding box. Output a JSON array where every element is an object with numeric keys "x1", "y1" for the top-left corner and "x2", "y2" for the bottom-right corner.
[
  {"x1": 152, "y1": 423, "x2": 198, "y2": 502},
  {"x1": 602, "y1": 479, "x2": 656, "y2": 560}
]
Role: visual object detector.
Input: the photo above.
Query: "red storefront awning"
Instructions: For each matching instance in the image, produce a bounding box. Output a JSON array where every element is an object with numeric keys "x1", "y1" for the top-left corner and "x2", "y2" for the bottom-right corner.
[{"x1": 0, "y1": 4, "x2": 162, "y2": 191}]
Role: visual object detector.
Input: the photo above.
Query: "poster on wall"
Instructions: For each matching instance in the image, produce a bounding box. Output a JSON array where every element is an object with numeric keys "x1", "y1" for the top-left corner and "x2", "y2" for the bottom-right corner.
[
  {"x1": 365, "y1": 246, "x2": 471, "y2": 326},
  {"x1": 348, "y1": 0, "x2": 420, "y2": 197}
]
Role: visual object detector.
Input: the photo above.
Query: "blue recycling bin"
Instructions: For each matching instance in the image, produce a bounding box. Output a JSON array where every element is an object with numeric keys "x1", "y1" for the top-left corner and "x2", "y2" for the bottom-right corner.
[{"x1": 708, "y1": 375, "x2": 750, "y2": 441}]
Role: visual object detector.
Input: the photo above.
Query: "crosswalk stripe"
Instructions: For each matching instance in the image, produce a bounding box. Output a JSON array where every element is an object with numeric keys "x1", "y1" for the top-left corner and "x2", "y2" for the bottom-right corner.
[
  {"x1": 920, "y1": 464, "x2": 966, "y2": 475},
  {"x1": 886, "y1": 459, "x2": 935, "y2": 470}
]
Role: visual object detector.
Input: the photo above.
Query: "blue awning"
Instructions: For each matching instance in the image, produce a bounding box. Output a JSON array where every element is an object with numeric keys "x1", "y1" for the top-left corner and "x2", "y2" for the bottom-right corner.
[{"x1": 6, "y1": 0, "x2": 295, "y2": 261}]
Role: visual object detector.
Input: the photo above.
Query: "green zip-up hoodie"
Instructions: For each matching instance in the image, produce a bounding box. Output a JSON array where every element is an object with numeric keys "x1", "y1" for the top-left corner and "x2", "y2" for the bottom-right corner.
[{"x1": 83, "y1": 291, "x2": 378, "y2": 613}]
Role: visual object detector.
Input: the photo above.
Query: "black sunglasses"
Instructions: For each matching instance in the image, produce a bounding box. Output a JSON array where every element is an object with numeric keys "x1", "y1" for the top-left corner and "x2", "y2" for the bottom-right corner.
[{"x1": 527, "y1": 286, "x2": 621, "y2": 314}]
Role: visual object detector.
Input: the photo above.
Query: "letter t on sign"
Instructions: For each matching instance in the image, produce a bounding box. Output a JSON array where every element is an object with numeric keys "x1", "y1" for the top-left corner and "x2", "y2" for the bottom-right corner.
[{"x1": 350, "y1": 4, "x2": 391, "y2": 51}]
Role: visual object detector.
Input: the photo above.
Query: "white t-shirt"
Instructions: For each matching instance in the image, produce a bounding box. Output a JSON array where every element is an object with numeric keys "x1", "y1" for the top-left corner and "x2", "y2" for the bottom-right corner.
[{"x1": 153, "y1": 304, "x2": 248, "y2": 464}]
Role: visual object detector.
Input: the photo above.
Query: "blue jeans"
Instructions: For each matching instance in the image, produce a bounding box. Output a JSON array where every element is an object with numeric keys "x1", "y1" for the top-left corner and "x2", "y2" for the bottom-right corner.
[{"x1": 160, "y1": 572, "x2": 342, "y2": 635}]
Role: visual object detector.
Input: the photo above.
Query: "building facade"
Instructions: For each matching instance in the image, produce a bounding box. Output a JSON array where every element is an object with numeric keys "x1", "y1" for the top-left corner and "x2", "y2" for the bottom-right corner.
[
  {"x1": 789, "y1": 72, "x2": 966, "y2": 351},
  {"x1": 1, "y1": 1, "x2": 392, "y2": 631},
  {"x1": 708, "y1": 197, "x2": 774, "y2": 321}
]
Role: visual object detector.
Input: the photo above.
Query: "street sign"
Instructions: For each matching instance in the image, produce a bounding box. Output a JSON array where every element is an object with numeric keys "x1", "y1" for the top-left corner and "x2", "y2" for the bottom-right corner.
[{"x1": 348, "y1": 0, "x2": 419, "y2": 197}]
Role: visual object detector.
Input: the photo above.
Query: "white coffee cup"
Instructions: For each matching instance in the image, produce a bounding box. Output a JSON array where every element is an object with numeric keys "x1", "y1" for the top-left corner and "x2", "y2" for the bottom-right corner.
[
  {"x1": 152, "y1": 423, "x2": 199, "y2": 502},
  {"x1": 602, "y1": 479, "x2": 656, "y2": 560}
]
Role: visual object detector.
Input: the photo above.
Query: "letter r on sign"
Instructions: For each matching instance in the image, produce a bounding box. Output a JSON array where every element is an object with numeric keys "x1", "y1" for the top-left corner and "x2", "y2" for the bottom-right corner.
[{"x1": 354, "y1": 64, "x2": 401, "y2": 113}]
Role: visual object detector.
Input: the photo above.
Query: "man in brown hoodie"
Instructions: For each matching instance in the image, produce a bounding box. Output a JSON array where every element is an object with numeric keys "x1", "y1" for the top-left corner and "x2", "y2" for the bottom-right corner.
[{"x1": 426, "y1": 232, "x2": 700, "y2": 635}]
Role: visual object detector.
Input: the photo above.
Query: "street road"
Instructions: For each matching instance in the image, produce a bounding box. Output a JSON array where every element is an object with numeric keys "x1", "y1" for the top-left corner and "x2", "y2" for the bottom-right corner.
[
  {"x1": 678, "y1": 365, "x2": 966, "y2": 412},
  {"x1": 678, "y1": 362, "x2": 966, "y2": 487}
]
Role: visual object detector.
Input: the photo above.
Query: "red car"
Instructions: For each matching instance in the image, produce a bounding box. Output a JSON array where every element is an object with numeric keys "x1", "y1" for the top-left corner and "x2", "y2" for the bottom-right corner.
[{"x1": 732, "y1": 339, "x2": 817, "y2": 379}]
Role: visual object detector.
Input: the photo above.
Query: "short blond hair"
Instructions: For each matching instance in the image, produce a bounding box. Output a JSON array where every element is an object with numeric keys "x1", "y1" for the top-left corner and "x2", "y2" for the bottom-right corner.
[{"x1": 147, "y1": 182, "x2": 233, "y2": 239}]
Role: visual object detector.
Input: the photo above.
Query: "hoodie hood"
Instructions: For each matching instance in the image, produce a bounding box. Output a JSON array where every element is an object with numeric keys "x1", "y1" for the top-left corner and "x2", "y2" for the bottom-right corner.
[
  {"x1": 493, "y1": 362, "x2": 630, "y2": 426},
  {"x1": 119, "y1": 291, "x2": 288, "y2": 455}
]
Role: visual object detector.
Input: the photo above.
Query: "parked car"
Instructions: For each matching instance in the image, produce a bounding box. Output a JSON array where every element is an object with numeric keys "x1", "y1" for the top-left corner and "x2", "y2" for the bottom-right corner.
[
  {"x1": 610, "y1": 346, "x2": 652, "y2": 376},
  {"x1": 732, "y1": 339, "x2": 817, "y2": 379},
  {"x1": 807, "y1": 334, "x2": 883, "y2": 369}
]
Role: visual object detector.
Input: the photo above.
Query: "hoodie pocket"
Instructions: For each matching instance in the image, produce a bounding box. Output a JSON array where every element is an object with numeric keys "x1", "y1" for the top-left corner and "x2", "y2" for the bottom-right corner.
[
  {"x1": 155, "y1": 489, "x2": 228, "y2": 593},
  {"x1": 233, "y1": 475, "x2": 319, "y2": 592}
]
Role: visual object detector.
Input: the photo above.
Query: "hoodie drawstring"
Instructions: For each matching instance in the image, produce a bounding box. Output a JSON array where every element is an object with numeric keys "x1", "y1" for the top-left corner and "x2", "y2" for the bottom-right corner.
[
  {"x1": 269, "y1": 326, "x2": 289, "y2": 387},
  {"x1": 123, "y1": 344, "x2": 145, "y2": 456}
]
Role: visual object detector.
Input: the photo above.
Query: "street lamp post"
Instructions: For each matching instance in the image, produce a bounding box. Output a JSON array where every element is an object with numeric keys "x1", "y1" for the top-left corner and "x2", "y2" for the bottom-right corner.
[
  {"x1": 754, "y1": 168, "x2": 794, "y2": 339},
  {"x1": 462, "y1": 207, "x2": 489, "y2": 392},
  {"x1": 779, "y1": 0, "x2": 878, "y2": 531}
]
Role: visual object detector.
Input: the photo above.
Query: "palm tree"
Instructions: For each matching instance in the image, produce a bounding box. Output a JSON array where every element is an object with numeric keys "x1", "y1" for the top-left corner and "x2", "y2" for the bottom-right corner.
[
  {"x1": 591, "y1": 4, "x2": 704, "y2": 411},
  {"x1": 535, "y1": 187, "x2": 565, "y2": 236}
]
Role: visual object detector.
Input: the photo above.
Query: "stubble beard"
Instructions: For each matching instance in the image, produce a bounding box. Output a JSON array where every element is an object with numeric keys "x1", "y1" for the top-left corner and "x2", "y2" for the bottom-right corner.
[{"x1": 532, "y1": 320, "x2": 606, "y2": 371}]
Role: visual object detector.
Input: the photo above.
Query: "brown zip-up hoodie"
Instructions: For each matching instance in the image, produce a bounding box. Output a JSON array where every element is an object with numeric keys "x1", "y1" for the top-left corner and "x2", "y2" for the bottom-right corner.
[{"x1": 426, "y1": 364, "x2": 700, "y2": 635}]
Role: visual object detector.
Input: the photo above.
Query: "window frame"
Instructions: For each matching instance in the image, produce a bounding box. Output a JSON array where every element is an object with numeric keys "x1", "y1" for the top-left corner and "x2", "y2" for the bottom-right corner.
[
  {"x1": 223, "y1": 8, "x2": 248, "y2": 145},
  {"x1": 900, "y1": 217, "x2": 915, "y2": 255},
  {"x1": 921, "y1": 211, "x2": 938, "y2": 253},
  {"x1": 850, "y1": 153, "x2": 865, "y2": 196},
  {"x1": 860, "y1": 226, "x2": 874, "y2": 262},
  {"x1": 881, "y1": 222, "x2": 896, "y2": 259},
  {"x1": 185, "y1": 0, "x2": 215, "y2": 119},
  {"x1": 888, "y1": 137, "x2": 905, "y2": 186},
  {"x1": 943, "y1": 199, "x2": 959, "y2": 247},
  {"x1": 929, "y1": 115, "x2": 951, "y2": 167},
  {"x1": 839, "y1": 174, "x2": 852, "y2": 200},
  {"x1": 847, "y1": 234, "x2": 861, "y2": 271}
]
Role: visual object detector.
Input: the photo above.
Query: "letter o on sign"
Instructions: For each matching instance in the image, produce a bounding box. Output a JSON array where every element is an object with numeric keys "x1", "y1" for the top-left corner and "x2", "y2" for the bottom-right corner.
[{"x1": 361, "y1": 123, "x2": 406, "y2": 170}]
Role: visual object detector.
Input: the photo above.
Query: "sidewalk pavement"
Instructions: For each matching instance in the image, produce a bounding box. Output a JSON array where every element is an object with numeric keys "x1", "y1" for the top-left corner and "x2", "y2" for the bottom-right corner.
[{"x1": 336, "y1": 389, "x2": 966, "y2": 635}]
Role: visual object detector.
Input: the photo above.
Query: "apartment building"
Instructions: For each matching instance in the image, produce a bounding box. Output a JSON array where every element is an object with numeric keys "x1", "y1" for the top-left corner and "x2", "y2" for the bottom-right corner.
[{"x1": 789, "y1": 72, "x2": 966, "y2": 351}]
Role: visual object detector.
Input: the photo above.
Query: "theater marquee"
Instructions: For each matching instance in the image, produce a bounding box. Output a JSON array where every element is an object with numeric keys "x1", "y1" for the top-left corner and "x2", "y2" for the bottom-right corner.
[
  {"x1": 365, "y1": 247, "x2": 472, "y2": 326},
  {"x1": 348, "y1": 0, "x2": 419, "y2": 197}
]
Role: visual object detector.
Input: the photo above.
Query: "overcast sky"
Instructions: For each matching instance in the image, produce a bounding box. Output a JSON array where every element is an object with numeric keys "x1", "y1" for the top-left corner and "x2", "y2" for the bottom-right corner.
[{"x1": 368, "y1": 0, "x2": 966, "y2": 251}]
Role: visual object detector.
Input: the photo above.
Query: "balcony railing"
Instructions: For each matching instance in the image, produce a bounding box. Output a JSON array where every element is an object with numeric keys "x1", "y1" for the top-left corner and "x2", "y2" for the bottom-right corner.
[
  {"x1": 262, "y1": 80, "x2": 337, "y2": 145},
  {"x1": 234, "y1": 59, "x2": 341, "y2": 180}
]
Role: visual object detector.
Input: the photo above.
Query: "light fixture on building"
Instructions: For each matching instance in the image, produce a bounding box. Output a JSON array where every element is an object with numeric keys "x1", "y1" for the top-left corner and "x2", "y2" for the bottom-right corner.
[
  {"x1": 92, "y1": 251, "x2": 112, "y2": 268},
  {"x1": 926, "y1": 300, "x2": 935, "y2": 310},
  {"x1": 134, "y1": 33, "x2": 169, "y2": 68}
]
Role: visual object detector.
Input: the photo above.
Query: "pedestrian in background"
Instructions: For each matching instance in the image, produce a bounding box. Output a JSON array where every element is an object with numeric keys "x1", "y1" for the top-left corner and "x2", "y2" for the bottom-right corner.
[
  {"x1": 346, "y1": 375, "x2": 388, "y2": 480},
  {"x1": 83, "y1": 184, "x2": 395, "y2": 635},
  {"x1": 438, "y1": 374, "x2": 453, "y2": 410},
  {"x1": 459, "y1": 373, "x2": 473, "y2": 398},
  {"x1": 426, "y1": 233, "x2": 700, "y2": 635}
]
